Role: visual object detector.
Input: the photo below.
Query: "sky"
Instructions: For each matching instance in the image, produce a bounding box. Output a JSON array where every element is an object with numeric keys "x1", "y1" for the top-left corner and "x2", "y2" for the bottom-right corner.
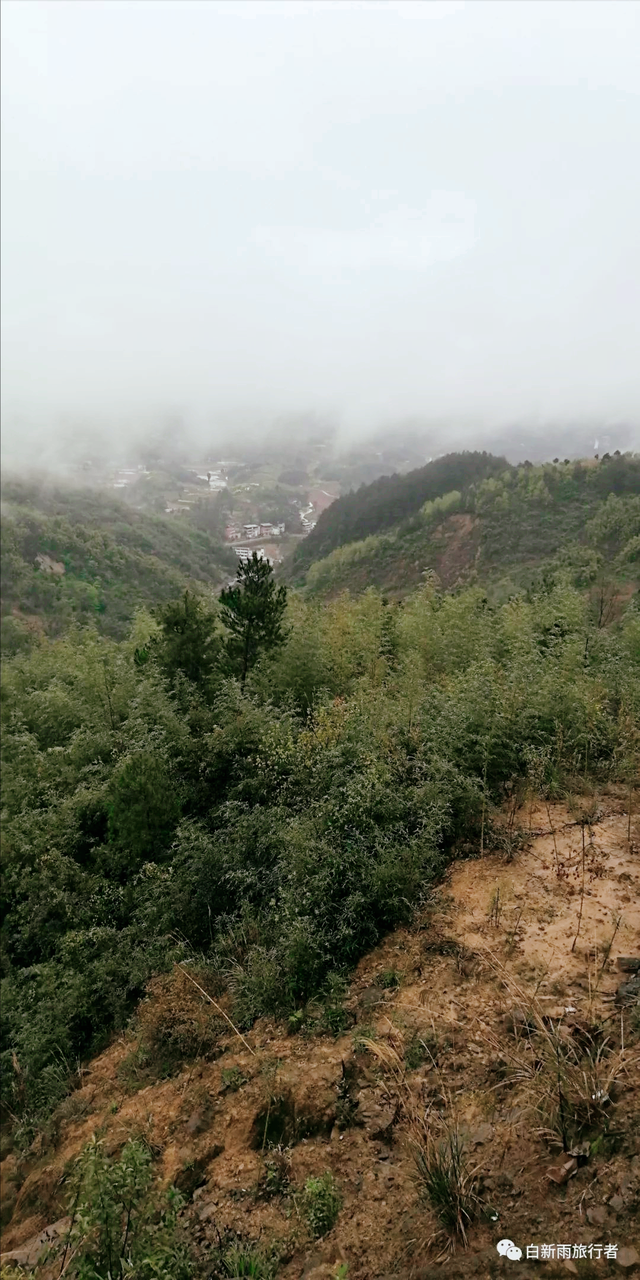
[{"x1": 2, "y1": 0, "x2": 639, "y2": 461}]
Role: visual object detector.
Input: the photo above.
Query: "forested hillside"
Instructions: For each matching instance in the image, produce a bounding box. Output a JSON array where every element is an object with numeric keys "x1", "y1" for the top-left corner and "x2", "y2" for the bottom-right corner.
[
  {"x1": 290, "y1": 453, "x2": 640, "y2": 601},
  {"x1": 291, "y1": 451, "x2": 508, "y2": 574},
  {"x1": 0, "y1": 479, "x2": 236, "y2": 649}
]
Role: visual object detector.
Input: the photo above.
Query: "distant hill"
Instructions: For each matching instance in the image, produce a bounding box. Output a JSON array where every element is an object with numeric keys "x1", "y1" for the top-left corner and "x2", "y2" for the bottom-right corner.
[
  {"x1": 287, "y1": 452, "x2": 640, "y2": 602},
  {"x1": 1, "y1": 478, "x2": 237, "y2": 649},
  {"x1": 290, "y1": 451, "x2": 508, "y2": 575}
]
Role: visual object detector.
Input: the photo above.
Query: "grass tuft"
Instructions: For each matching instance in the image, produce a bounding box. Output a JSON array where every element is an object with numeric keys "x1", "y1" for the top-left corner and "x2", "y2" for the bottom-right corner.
[{"x1": 414, "y1": 1124, "x2": 478, "y2": 1246}]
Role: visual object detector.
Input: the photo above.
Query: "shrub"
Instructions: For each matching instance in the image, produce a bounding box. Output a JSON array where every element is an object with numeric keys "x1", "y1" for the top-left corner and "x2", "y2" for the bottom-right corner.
[
  {"x1": 3, "y1": 550, "x2": 640, "y2": 1144},
  {"x1": 221, "y1": 1066, "x2": 249, "y2": 1093},
  {"x1": 55, "y1": 1136, "x2": 192, "y2": 1279},
  {"x1": 260, "y1": 1146, "x2": 292, "y2": 1198},
  {"x1": 107, "y1": 752, "x2": 181, "y2": 873},
  {"x1": 302, "y1": 1171, "x2": 342, "y2": 1238},
  {"x1": 376, "y1": 968, "x2": 401, "y2": 989},
  {"x1": 404, "y1": 1032, "x2": 438, "y2": 1070}
]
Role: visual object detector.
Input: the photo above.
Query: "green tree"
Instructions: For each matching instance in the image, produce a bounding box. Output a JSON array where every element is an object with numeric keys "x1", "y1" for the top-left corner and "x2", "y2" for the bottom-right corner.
[
  {"x1": 152, "y1": 589, "x2": 219, "y2": 687},
  {"x1": 219, "y1": 553, "x2": 288, "y2": 688},
  {"x1": 107, "y1": 752, "x2": 180, "y2": 874}
]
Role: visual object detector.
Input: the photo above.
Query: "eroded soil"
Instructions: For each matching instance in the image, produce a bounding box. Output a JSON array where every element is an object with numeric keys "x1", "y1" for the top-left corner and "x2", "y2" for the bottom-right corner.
[{"x1": 2, "y1": 794, "x2": 639, "y2": 1279}]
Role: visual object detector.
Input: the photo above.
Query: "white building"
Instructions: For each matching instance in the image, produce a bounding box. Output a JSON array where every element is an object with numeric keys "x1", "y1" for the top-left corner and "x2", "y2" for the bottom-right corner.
[{"x1": 235, "y1": 547, "x2": 269, "y2": 563}]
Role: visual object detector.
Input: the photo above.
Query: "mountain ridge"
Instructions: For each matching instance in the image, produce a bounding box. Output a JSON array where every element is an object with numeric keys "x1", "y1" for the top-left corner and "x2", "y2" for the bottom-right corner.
[{"x1": 288, "y1": 452, "x2": 640, "y2": 601}]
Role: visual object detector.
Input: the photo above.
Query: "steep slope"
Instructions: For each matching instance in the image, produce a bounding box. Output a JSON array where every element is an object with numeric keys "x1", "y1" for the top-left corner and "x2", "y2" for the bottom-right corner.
[
  {"x1": 0, "y1": 478, "x2": 236, "y2": 645},
  {"x1": 2, "y1": 795, "x2": 638, "y2": 1279},
  {"x1": 295, "y1": 455, "x2": 640, "y2": 601},
  {"x1": 291, "y1": 452, "x2": 509, "y2": 576}
]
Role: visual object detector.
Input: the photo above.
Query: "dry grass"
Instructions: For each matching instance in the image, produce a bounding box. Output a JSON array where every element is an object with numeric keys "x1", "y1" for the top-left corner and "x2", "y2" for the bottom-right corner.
[
  {"x1": 480, "y1": 957, "x2": 637, "y2": 1153},
  {"x1": 357, "y1": 922, "x2": 638, "y2": 1257},
  {"x1": 118, "y1": 967, "x2": 227, "y2": 1088},
  {"x1": 361, "y1": 1036, "x2": 479, "y2": 1254}
]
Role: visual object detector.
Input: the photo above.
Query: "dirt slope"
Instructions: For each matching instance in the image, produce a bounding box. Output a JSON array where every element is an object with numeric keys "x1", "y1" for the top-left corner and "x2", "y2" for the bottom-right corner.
[{"x1": 2, "y1": 794, "x2": 639, "y2": 1279}]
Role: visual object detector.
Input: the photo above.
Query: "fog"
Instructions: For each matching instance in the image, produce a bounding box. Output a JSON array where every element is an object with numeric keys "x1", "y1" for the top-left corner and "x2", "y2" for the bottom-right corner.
[{"x1": 2, "y1": 0, "x2": 639, "y2": 465}]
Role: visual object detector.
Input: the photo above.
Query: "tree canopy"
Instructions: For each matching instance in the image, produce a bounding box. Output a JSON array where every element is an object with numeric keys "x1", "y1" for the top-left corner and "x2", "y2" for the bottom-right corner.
[{"x1": 219, "y1": 552, "x2": 288, "y2": 687}]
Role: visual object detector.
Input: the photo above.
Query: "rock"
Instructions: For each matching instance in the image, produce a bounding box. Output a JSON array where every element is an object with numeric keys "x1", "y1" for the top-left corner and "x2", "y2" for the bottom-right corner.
[
  {"x1": 357, "y1": 1088, "x2": 397, "y2": 1139},
  {"x1": 302, "y1": 1244, "x2": 348, "y2": 1279},
  {"x1": 301, "y1": 1254, "x2": 326, "y2": 1278},
  {"x1": 609, "y1": 1193, "x2": 624, "y2": 1212},
  {"x1": 586, "y1": 1205, "x2": 607, "y2": 1225},
  {"x1": 186, "y1": 1109, "x2": 208, "y2": 1135},
  {"x1": 617, "y1": 957, "x2": 640, "y2": 973},
  {"x1": 357, "y1": 987, "x2": 385, "y2": 1017},
  {"x1": 504, "y1": 1006, "x2": 536, "y2": 1037},
  {"x1": 196, "y1": 1200, "x2": 217, "y2": 1222},
  {"x1": 617, "y1": 975, "x2": 640, "y2": 1002},
  {"x1": 616, "y1": 1247, "x2": 640, "y2": 1269},
  {"x1": 547, "y1": 1157, "x2": 578, "y2": 1184},
  {"x1": 563, "y1": 1262, "x2": 579, "y2": 1275},
  {"x1": 467, "y1": 1122, "x2": 494, "y2": 1147},
  {"x1": 0, "y1": 1217, "x2": 72, "y2": 1270},
  {"x1": 366, "y1": 1105, "x2": 397, "y2": 1138},
  {"x1": 0, "y1": 1249, "x2": 33, "y2": 1269}
]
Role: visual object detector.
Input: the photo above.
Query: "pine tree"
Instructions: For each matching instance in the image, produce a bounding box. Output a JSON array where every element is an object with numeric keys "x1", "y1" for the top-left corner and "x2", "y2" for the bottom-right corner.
[
  {"x1": 219, "y1": 553, "x2": 288, "y2": 688},
  {"x1": 153, "y1": 590, "x2": 219, "y2": 687}
]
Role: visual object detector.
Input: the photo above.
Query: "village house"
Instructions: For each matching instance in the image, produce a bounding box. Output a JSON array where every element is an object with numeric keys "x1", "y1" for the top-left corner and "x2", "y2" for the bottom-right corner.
[{"x1": 235, "y1": 546, "x2": 269, "y2": 563}]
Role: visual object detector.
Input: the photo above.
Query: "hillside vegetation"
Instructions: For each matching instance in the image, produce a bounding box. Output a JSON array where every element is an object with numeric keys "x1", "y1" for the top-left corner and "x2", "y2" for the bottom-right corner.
[
  {"x1": 3, "y1": 800, "x2": 637, "y2": 1277},
  {"x1": 290, "y1": 453, "x2": 640, "y2": 601},
  {"x1": 291, "y1": 451, "x2": 508, "y2": 574},
  {"x1": 2, "y1": 562, "x2": 638, "y2": 1118},
  {"x1": 1, "y1": 470, "x2": 639, "y2": 1277},
  {"x1": 0, "y1": 479, "x2": 236, "y2": 647}
]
